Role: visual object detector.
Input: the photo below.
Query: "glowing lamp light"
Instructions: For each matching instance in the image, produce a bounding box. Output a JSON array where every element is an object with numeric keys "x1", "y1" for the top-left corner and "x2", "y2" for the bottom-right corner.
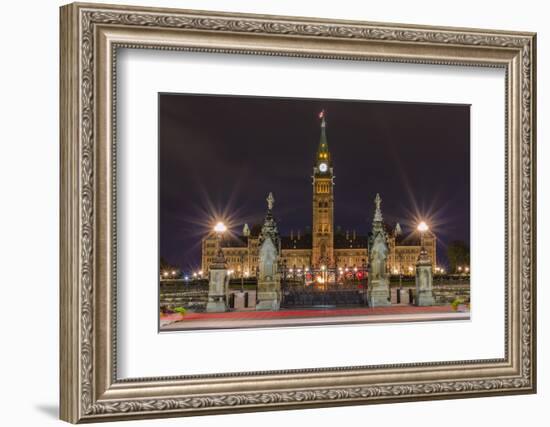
[
  {"x1": 316, "y1": 276, "x2": 325, "y2": 284},
  {"x1": 214, "y1": 221, "x2": 227, "y2": 233},
  {"x1": 171, "y1": 270, "x2": 176, "y2": 275},
  {"x1": 417, "y1": 221, "x2": 429, "y2": 233}
]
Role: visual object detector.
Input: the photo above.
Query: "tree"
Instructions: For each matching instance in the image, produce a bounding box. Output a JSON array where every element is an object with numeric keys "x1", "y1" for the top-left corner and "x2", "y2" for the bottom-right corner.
[{"x1": 447, "y1": 241, "x2": 470, "y2": 273}]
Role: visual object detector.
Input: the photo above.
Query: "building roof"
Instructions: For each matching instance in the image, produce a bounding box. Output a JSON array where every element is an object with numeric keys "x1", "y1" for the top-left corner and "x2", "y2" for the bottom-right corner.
[
  {"x1": 220, "y1": 235, "x2": 248, "y2": 248},
  {"x1": 281, "y1": 234, "x2": 312, "y2": 250},
  {"x1": 395, "y1": 234, "x2": 421, "y2": 246},
  {"x1": 215, "y1": 223, "x2": 431, "y2": 249},
  {"x1": 333, "y1": 233, "x2": 368, "y2": 249}
]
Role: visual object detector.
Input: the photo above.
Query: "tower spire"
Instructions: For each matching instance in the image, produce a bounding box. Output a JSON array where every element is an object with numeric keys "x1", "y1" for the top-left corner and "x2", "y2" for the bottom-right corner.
[
  {"x1": 259, "y1": 192, "x2": 280, "y2": 250},
  {"x1": 371, "y1": 193, "x2": 387, "y2": 239},
  {"x1": 373, "y1": 193, "x2": 383, "y2": 224},
  {"x1": 318, "y1": 109, "x2": 328, "y2": 154},
  {"x1": 266, "y1": 192, "x2": 275, "y2": 211},
  {"x1": 316, "y1": 109, "x2": 331, "y2": 168},
  {"x1": 312, "y1": 110, "x2": 334, "y2": 267}
]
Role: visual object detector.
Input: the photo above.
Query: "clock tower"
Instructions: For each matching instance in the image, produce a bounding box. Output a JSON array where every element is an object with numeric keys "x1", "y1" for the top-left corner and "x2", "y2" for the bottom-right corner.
[{"x1": 312, "y1": 110, "x2": 335, "y2": 268}]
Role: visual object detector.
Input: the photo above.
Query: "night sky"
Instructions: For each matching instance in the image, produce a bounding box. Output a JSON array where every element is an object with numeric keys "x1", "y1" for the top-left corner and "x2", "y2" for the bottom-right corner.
[{"x1": 159, "y1": 94, "x2": 470, "y2": 272}]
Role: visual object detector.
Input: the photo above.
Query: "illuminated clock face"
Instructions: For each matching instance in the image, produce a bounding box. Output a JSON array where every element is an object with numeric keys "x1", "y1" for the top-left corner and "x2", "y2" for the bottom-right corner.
[{"x1": 319, "y1": 163, "x2": 328, "y2": 172}]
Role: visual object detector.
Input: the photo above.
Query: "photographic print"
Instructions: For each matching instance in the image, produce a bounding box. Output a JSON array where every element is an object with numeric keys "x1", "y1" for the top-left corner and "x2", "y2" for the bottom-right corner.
[
  {"x1": 60, "y1": 5, "x2": 536, "y2": 420},
  {"x1": 159, "y1": 94, "x2": 471, "y2": 331}
]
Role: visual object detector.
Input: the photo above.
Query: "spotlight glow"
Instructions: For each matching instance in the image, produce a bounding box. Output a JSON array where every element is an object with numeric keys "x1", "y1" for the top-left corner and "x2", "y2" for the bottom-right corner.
[
  {"x1": 214, "y1": 221, "x2": 227, "y2": 233},
  {"x1": 417, "y1": 221, "x2": 429, "y2": 232}
]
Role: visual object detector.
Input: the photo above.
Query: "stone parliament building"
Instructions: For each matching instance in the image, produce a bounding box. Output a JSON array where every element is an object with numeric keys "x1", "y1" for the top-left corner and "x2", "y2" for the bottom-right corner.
[{"x1": 200, "y1": 112, "x2": 436, "y2": 278}]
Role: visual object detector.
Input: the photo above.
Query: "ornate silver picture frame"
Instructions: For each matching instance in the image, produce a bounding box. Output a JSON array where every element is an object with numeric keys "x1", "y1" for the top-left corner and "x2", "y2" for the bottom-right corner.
[{"x1": 60, "y1": 2, "x2": 536, "y2": 423}]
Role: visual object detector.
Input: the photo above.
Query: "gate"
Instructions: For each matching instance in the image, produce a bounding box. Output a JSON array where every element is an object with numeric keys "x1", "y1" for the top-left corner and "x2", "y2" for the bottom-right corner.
[
  {"x1": 280, "y1": 265, "x2": 368, "y2": 308},
  {"x1": 281, "y1": 283, "x2": 367, "y2": 308}
]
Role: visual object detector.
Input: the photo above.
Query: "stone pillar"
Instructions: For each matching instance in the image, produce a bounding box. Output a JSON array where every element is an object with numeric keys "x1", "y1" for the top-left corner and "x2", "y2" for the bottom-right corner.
[
  {"x1": 256, "y1": 237, "x2": 281, "y2": 310},
  {"x1": 233, "y1": 291, "x2": 246, "y2": 311},
  {"x1": 367, "y1": 275, "x2": 391, "y2": 307},
  {"x1": 415, "y1": 247, "x2": 435, "y2": 306},
  {"x1": 206, "y1": 245, "x2": 229, "y2": 312},
  {"x1": 367, "y1": 194, "x2": 391, "y2": 307},
  {"x1": 256, "y1": 283, "x2": 280, "y2": 310},
  {"x1": 399, "y1": 288, "x2": 410, "y2": 304},
  {"x1": 256, "y1": 192, "x2": 282, "y2": 311}
]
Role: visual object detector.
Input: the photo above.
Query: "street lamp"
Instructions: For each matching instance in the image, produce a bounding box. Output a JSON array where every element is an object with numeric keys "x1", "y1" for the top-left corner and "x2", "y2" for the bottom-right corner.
[
  {"x1": 417, "y1": 221, "x2": 429, "y2": 252},
  {"x1": 417, "y1": 220, "x2": 432, "y2": 273},
  {"x1": 213, "y1": 221, "x2": 227, "y2": 269},
  {"x1": 361, "y1": 258, "x2": 367, "y2": 302},
  {"x1": 417, "y1": 221, "x2": 429, "y2": 233},
  {"x1": 320, "y1": 265, "x2": 327, "y2": 288},
  {"x1": 214, "y1": 221, "x2": 227, "y2": 234},
  {"x1": 396, "y1": 252, "x2": 403, "y2": 292},
  {"x1": 240, "y1": 254, "x2": 245, "y2": 293}
]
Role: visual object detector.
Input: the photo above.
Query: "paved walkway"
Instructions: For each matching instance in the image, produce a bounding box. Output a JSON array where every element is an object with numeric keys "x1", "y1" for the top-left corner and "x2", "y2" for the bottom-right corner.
[{"x1": 160, "y1": 305, "x2": 469, "y2": 330}]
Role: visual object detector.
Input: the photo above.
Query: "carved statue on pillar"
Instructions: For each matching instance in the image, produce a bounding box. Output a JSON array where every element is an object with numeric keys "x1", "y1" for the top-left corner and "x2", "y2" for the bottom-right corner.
[
  {"x1": 256, "y1": 193, "x2": 282, "y2": 311},
  {"x1": 367, "y1": 193, "x2": 391, "y2": 307}
]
